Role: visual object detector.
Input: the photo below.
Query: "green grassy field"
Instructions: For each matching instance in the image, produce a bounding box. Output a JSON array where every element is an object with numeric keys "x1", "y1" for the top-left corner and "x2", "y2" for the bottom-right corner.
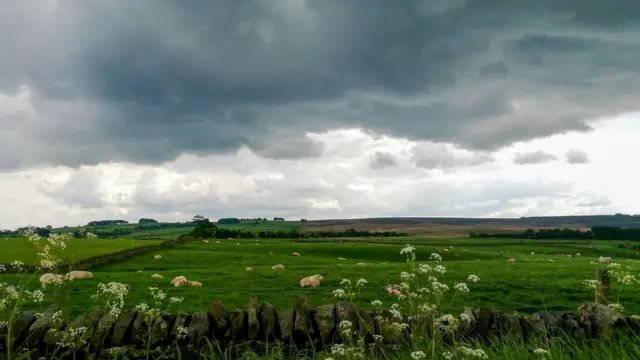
[
  {"x1": 0, "y1": 237, "x2": 164, "y2": 264},
  {"x1": 2, "y1": 237, "x2": 639, "y2": 317}
]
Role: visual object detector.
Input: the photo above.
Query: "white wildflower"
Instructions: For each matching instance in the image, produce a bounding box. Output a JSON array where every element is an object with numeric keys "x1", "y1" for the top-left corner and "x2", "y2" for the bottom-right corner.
[
  {"x1": 620, "y1": 274, "x2": 637, "y2": 285},
  {"x1": 401, "y1": 272, "x2": 416, "y2": 281},
  {"x1": 609, "y1": 303, "x2": 624, "y2": 312},
  {"x1": 432, "y1": 281, "x2": 449, "y2": 294},
  {"x1": 443, "y1": 351, "x2": 453, "y2": 360},
  {"x1": 332, "y1": 289, "x2": 346, "y2": 299},
  {"x1": 169, "y1": 297, "x2": 184, "y2": 304},
  {"x1": 458, "y1": 346, "x2": 488, "y2": 359},
  {"x1": 418, "y1": 264, "x2": 431, "y2": 274},
  {"x1": 429, "y1": 253, "x2": 442, "y2": 261},
  {"x1": 411, "y1": 351, "x2": 426, "y2": 360},
  {"x1": 175, "y1": 325, "x2": 188, "y2": 340},
  {"x1": 340, "y1": 279, "x2": 352, "y2": 286},
  {"x1": 356, "y1": 278, "x2": 368, "y2": 287},
  {"x1": 433, "y1": 265, "x2": 446, "y2": 275},
  {"x1": 371, "y1": 300, "x2": 383, "y2": 308},
  {"x1": 583, "y1": 279, "x2": 601, "y2": 290},
  {"x1": 467, "y1": 274, "x2": 480, "y2": 283},
  {"x1": 331, "y1": 344, "x2": 346, "y2": 356},
  {"x1": 533, "y1": 348, "x2": 549, "y2": 357},
  {"x1": 454, "y1": 283, "x2": 470, "y2": 294}
]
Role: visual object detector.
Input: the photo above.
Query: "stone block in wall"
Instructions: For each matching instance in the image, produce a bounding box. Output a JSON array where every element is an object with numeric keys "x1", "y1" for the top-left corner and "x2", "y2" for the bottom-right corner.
[
  {"x1": 187, "y1": 312, "x2": 210, "y2": 342},
  {"x1": 358, "y1": 309, "x2": 375, "y2": 343},
  {"x1": 293, "y1": 296, "x2": 311, "y2": 345},
  {"x1": 27, "y1": 304, "x2": 61, "y2": 347},
  {"x1": 111, "y1": 308, "x2": 138, "y2": 346},
  {"x1": 312, "y1": 304, "x2": 335, "y2": 347},
  {"x1": 257, "y1": 302, "x2": 279, "y2": 341},
  {"x1": 208, "y1": 301, "x2": 230, "y2": 341},
  {"x1": 171, "y1": 312, "x2": 190, "y2": 343},
  {"x1": 247, "y1": 297, "x2": 259, "y2": 341},
  {"x1": 334, "y1": 302, "x2": 359, "y2": 342},
  {"x1": 278, "y1": 310, "x2": 294, "y2": 343},
  {"x1": 91, "y1": 309, "x2": 121, "y2": 349},
  {"x1": 577, "y1": 302, "x2": 622, "y2": 339},
  {"x1": 12, "y1": 311, "x2": 37, "y2": 349},
  {"x1": 68, "y1": 311, "x2": 103, "y2": 351},
  {"x1": 231, "y1": 309, "x2": 248, "y2": 343}
]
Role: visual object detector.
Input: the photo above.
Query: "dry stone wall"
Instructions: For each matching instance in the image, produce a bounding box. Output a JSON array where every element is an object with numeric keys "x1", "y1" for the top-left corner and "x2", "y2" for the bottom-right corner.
[{"x1": 2, "y1": 297, "x2": 639, "y2": 360}]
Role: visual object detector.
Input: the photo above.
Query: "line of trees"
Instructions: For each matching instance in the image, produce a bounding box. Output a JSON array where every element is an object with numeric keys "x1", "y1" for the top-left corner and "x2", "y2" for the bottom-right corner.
[
  {"x1": 190, "y1": 217, "x2": 408, "y2": 239},
  {"x1": 470, "y1": 226, "x2": 640, "y2": 241}
]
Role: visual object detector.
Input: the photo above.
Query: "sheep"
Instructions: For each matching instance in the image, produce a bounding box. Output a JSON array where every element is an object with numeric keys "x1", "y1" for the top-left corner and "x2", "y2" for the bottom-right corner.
[
  {"x1": 599, "y1": 256, "x2": 612, "y2": 264},
  {"x1": 576, "y1": 253, "x2": 582, "y2": 257},
  {"x1": 292, "y1": 252, "x2": 300, "y2": 256},
  {"x1": 187, "y1": 280, "x2": 203, "y2": 287},
  {"x1": 442, "y1": 249, "x2": 449, "y2": 253},
  {"x1": 506, "y1": 258, "x2": 516, "y2": 264},
  {"x1": 39, "y1": 273, "x2": 64, "y2": 286},
  {"x1": 154, "y1": 255, "x2": 162, "y2": 260},
  {"x1": 67, "y1": 270, "x2": 93, "y2": 280},
  {"x1": 202, "y1": 240, "x2": 209, "y2": 244},
  {"x1": 530, "y1": 252, "x2": 535, "y2": 255},
  {"x1": 272, "y1": 264, "x2": 285, "y2": 270},
  {"x1": 338, "y1": 257, "x2": 347, "y2": 260},
  {"x1": 171, "y1": 276, "x2": 188, "y2": 287},
  {"x1": 300, "y1": 274, "x2": 324, "y2": 288},
  {"x1": 355, "y1": 263, "x2": 367, "y2": 266},
  {"x1": 246, "y1": 267, "x2": 254, "y2": 272},
  {"x1": 151, "y1": 274, "x2": 164, "y2": 279},
  {"x1": 385, "y1": 284, "x2": 403, "y2": 297},
  {"x1": 216, "y1": 241, "x2": 221, "y2": 244}
]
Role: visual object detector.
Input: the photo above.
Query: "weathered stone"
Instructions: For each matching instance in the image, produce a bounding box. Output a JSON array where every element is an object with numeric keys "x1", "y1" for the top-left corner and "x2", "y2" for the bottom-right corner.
[
  {"x1": 69, "y1": 311, "x2": 103, "y2": 344},
  {"x1": 377, "y1": 310, "x2": 404, "y2": 343},
  {"x1": 577, "y1": 302, "x2": 622, "y2": 338},
  {"x1": 171, "y1": 312, "x2": 190, "y2": 342},
  {"x1": 208, "y1": 301, "x2": 230, "y2": 340},
  {"x1": 187, "y1": 312, "x2": 210, "y2": 342},
  {"x1": 11, "y1": 311, "x2": 38, "y2": 349},
  {"x1": 334, "y1": 302, "x2": 358, "y2": 341},
  {"x1": 111, "y1": 308, "x2": 138, "y2": 346},
  {"x1": 293, "y1": 296, "x2": 311, "y2": 342},
  {"x1": 231, "y1": 309, "x2": 248, "y2": 342},
  {"x1": 150, "y1": 314, "x2": 175, "y2": 346},
  {"x1": 458, "y1": 307, "x2": 477, "y2": 333},
  {"x1": 92, "y1": 310, "x2": 120, "y2": 349},
  {"x1": 131, "y1": 311, "x2": 150, "y2": 345},
  {"x1": 278, "y1": 310, "x2": 294, "y2": 342},
  {"x1": 312, "y1": 304, "x2": 335, "y2": 346},
  {"x1": 358, "y1": 310, "x2": 375, "y2": 342},
  {"x1": 247, "y1": 297, "x2": 259, "y2": 340},
  {"x1": 476, "y1": 308, "x2": 501, "y2": 332},
  {"x1": 502, "y1": 313, "x2": 524, "y2": 341},
  {"x1": 257, "y1": 302, "x2": 279, "y2": 341},
  {"x1": 28, "y1": 304, "x2": 61, "y2": 347}
]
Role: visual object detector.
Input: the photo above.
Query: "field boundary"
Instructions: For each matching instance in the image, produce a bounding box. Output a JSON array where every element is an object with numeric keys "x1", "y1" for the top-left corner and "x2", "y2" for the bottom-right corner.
[{"x1": 2, "y1": 235, "x2": 199, "y2": 274}]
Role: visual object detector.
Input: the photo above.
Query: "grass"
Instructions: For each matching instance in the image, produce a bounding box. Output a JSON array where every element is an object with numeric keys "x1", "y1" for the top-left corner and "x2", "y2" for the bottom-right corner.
[
  {"x1": 0, "y1": 237, "x2": 164, "y2": 264},
  {"x1": 3, "y1": 237, "x2": 639, "y2": 317}
]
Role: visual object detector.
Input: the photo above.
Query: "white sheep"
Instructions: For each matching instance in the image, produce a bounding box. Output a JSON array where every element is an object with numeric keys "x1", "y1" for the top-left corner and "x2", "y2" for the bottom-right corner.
[
  {"x1": 39, "y1": 273, "x2": 64, "y2": 286},
  {"x1": 67, "y1": 270, "x2": 93, "y2": 280},
  {"x1": 292, "y1": 252, "x2": 300, "y2": 256},
  {"x1": 300, "y1": 274, "x2": 323, "y2": 288},
  {"x1": 216, "y1": 241, "x2": 221, "y2": 244},
  {"x1": 246, "y1": 267, "x2": 254, "y2": 272},
  {"x1": 151, "y1": 274, "x2": 164, "y2": 279},
  {"x1": 530, "y1": 252, "x2": 535, "y2": 255},
  {"x1": 171, "y1": 276, "x2": 188, "y2": 287},
  {"x1": 154, "y1": 255, "x2": 162, "y2": 260},
  {"x1": 272, "y1": 264, "x2": 285, "y2": 270},
  {"x1": 385, "y1": 284, "x2": 403, "y2": 296},
  {"x1": 599, "y1": 256, "x2": 612, "y2": 264},
  {"x1": 202, "y1": 240, "x2": 209, "y2": 244},
  {"x1": 506, "y1": 258, "x2": 516, "y2": 264},
  {"x1": 338, "y1": 257, "x2": 347, "y2": 260},
  {"x1": 187, "y1": 280, "x2": 203, "y2": 287},
  {"x1": 576, "y1": 253, "x2": 582, "y2": 257},
  {"x1": 355, "y1": 263, "x2": 367, "y2": 266}
]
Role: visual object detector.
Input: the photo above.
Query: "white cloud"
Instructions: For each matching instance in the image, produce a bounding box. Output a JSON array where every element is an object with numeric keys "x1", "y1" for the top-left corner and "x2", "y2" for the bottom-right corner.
[{"x1": 0, "y1": 113, "x2": 638, "y2": 229}]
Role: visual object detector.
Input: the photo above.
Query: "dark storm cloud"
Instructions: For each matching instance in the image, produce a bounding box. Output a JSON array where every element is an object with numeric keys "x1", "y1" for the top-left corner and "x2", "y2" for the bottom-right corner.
[
  {"x1": 1, "y1": 0, "x2": 640, "y2": 169},
  {"x1": 513, "y1": 150, "x2": 558, "y2": 165}
]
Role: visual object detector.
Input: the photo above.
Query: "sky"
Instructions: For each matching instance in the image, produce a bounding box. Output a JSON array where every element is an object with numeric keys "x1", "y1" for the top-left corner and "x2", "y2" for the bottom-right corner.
[{"x1": 0, "y1": 0, "x2": 639, "y2": 229}]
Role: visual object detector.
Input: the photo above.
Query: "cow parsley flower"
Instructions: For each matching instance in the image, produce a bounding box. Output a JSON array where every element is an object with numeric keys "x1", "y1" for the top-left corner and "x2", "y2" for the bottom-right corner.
[
  {"x1": 454, "y1": 283, "x2": 470, "y2": 294},
  {"x1": 411, "y1": 351, "x2": 426, "y2": 360},
  {"x1": 467, "y1": 274, "x2": 480, "y2": 283},
  {"x1": 430, "y1": 253, "x2": 442, "y2": 261}
]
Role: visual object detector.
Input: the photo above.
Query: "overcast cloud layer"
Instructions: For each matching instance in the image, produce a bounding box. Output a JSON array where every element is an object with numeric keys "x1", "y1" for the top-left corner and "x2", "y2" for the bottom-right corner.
[{"x1": 0, "y1": 1, "x2": 639, "y2": 227}]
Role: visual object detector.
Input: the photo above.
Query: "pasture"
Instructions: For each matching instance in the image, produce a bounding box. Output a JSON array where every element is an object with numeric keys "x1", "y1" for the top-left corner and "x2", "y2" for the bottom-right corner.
[
  {"x1": 0, "y1": 237, "x2": 164, "y2": 264},
  {"x1": 3, "y1": 236, "x2": 640, "y2": 317}
]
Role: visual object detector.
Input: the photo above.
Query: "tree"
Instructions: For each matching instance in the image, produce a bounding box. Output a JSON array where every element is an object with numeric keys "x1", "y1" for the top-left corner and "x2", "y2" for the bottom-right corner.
[
  {"x1": 189, "y1": 218, "x2": 218, "y2": 238},
  {"x1": 192, "y1": 215, "x2": 205, "y2": 222},
  {"x1": 139, "y1": 218, "x2": 159, "y2": 224}
]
